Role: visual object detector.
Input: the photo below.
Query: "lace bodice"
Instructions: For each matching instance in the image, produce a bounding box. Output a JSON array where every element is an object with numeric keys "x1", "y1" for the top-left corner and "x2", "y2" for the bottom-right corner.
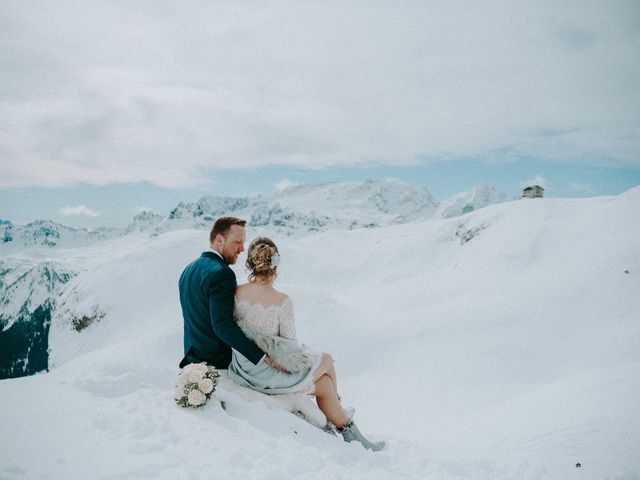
[{"x1": 234, "y1": 296, "x2": 297, "y2": 340}]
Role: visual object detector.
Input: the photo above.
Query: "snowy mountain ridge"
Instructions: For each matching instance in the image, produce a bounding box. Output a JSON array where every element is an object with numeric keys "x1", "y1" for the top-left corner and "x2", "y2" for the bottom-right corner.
[
  {"x1": 0, "y1": 258, "x2": 77, "y2": 378},
  {"x1": 148, "y1": 178, "x2": 440, "y2": 235},
  {"x1": 435, "y1": 183, "x2": 513, "y2": 218},
  {"x1": 0, "y1": 259, "x2": 76, "y2": 327},
  {"x1": 0, "y1": 179, "x2": 505, "y2": 251},
  {"x1": 0, "y1": 219, "x2": 119, "y2": 253}
]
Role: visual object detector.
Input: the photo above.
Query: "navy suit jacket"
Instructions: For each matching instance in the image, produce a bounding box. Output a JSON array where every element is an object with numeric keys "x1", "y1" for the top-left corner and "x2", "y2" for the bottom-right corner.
[{"x1": 178, "y1": 251, "x2": 263, "y2": 368}]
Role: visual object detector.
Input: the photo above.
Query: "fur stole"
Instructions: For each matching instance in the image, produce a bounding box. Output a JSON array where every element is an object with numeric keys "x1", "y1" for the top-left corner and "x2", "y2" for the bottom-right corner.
[{"x1": 237, "y1": 321, "x2": 313, "y2": 373}]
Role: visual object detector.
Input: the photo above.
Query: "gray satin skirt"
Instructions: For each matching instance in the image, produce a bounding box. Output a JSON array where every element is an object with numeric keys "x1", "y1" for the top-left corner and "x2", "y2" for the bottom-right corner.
[{"x1": 228, "y1": 348, "x2": 323, "y2": 395}]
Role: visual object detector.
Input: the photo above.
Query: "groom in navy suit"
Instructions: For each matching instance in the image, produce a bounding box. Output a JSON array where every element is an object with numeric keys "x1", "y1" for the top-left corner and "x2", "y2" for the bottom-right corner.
[{"x1": 178, "y1": 216, "x2": 266, "y2": 369}]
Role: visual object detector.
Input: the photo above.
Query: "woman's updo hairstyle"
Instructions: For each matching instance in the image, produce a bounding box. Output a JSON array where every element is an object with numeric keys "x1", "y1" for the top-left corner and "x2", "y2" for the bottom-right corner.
[{"x1": 246, "y1": 237, "x2": 279, "y2": 283}]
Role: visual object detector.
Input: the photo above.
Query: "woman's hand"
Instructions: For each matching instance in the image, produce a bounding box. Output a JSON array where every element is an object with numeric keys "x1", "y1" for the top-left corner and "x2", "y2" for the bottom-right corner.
[{"x1": 264, "y1": 354, "x2": 289, "y2": 373}]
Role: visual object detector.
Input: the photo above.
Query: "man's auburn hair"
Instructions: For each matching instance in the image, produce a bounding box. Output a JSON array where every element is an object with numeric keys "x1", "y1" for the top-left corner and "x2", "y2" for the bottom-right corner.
[{"x1": 210, "y1": 216, "x2": 247, "y2": 243}]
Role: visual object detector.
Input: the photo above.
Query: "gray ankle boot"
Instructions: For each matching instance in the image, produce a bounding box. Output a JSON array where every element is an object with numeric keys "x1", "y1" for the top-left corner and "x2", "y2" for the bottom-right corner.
[{"x1": 338, "y1": 420, "x2": 385, "y2": 451}]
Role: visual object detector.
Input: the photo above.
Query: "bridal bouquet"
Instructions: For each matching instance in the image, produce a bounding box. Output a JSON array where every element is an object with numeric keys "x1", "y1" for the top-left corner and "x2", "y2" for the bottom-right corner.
[{"x1": 174, "y1": 362, "x2": 221, "y2": 408}]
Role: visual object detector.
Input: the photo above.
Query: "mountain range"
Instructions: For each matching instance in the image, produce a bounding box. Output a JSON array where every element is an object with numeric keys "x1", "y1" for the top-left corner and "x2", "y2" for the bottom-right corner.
[{"x1": 0, "y1": 179, "x2": 507, "y2": 252}]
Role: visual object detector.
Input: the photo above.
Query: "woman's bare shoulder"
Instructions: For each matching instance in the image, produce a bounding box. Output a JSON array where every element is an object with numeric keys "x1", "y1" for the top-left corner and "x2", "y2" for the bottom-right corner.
[
  {"x1": 235, "y1": 284, "x2": 291, "y2": 307},
  {"x1": 276, "y1": 291, "x2": 292, "y2": 305},
  {"x1": 235, "y1": 283, "x2": 251, "y2": 299},
  {"x1": 265, "y1": 288, "x2": 291, "y2": 306}
]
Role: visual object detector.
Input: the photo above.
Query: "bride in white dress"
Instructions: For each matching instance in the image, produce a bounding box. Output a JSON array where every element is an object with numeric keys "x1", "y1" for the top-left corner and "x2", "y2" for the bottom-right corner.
[{"x1": 227, "y1": 237, "x2": 385, "y2": 451}]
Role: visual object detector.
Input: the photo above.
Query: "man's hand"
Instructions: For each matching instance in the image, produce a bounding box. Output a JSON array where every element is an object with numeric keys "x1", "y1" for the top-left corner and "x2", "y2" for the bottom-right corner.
[{"x1": 264, "y1": 354, "x2": 289, "y2": 373}]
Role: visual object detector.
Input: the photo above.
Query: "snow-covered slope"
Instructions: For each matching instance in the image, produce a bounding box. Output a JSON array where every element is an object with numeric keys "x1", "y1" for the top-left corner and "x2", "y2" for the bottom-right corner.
[
  {"x1": 1, "y1": 188, "x2": 638, "y2": 479},
  {"x1": 0, "y1": 258, "x2": 77, "y2": 378},
  {"x1": 0, "y1": 259, "x2": 75, "y2": 329},
  {"x1": 435, "y1": 183, "x2": 512, "y2": 218}
]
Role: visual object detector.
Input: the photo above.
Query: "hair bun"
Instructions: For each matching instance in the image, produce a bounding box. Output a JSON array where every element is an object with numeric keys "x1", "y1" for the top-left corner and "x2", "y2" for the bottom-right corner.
[{"x1": 246, "y1": 237, "x2": 279, "y2": 282}]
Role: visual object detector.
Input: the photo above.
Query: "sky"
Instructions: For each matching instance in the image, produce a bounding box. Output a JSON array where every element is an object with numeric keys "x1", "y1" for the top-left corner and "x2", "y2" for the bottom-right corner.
[{"x1": 1, "y1": 1, "x2": 639, "y2": 228}]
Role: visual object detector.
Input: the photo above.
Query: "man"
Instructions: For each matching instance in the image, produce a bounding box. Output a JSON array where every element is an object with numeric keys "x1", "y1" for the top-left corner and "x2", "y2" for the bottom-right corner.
[{"x1": 178, "y1": 216, "x2": 283, "y2": 370}]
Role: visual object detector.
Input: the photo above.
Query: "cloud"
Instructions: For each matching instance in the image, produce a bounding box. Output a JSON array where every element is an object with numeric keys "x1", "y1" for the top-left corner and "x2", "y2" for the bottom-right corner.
[
  {"x1": 58, "y1": 205, "x2": 100, "y2": 217},
  {"x1": 275, "y1": 179, "x2": 298, "y2": 192},
  {"x1": 1, "y1": 2, "x2": 639, "y2": 188}
]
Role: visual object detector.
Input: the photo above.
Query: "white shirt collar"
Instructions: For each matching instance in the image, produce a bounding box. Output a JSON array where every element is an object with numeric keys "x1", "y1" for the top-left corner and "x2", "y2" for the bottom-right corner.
[{"x1": 208, "y1": 247, "x2": 223, "y2": 259}]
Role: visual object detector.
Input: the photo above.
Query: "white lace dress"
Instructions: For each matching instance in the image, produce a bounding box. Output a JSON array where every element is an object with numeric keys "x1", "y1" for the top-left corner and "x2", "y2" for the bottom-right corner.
[{"x1": 227, "y1": 297, "x2": 323, "y2": 395}]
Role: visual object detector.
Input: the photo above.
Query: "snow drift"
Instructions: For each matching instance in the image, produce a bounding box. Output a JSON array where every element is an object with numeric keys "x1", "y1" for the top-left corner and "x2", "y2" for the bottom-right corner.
[{"x1": 1, "y1": 187, "x2": 639, "y2": 479}]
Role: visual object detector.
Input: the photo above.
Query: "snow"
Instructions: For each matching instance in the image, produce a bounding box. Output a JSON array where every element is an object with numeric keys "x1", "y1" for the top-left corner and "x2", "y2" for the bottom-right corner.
[
  {"x1": 268, "y1": 177, "x2": 438, "y2": 223},
  {"x1": 1, "y1": 188, "x2": 640, "y2": 479},
  {"x1": 435, "y1": 183, "x2": 512, "y2": 218},
  {"x1": 0, "y1": 260, "x2": 75, "y2": 331},
  {"x1": 156, "y1": 178, "x2": 438, "y2": 236}
]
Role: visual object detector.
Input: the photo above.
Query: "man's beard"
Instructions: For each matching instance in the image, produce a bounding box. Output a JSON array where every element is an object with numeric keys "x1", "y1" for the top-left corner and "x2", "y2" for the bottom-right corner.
[{"x1": 223, "y1": 251, "x2": 238, "y2": 264}]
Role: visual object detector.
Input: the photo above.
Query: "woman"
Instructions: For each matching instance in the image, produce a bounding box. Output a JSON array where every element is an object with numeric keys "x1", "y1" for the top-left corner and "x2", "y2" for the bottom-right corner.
[{"x1": 227, "y1": 237, "x2": 385, "y2": 451}]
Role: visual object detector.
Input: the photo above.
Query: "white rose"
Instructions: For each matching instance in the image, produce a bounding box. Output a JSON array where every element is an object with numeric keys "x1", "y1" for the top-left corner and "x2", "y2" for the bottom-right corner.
[
  {"x1": 187, "y1": 389, "x2": 206, "y2": 406},
  {"x1": 192, "y1": 363, "x2": 208, "y2": 374},
  {"x1": 189, "y1": 370, "x2": 204, "y2": 383},
  {"x1": 198, "y1": 378, "x2": 214, "y2": 394}
]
